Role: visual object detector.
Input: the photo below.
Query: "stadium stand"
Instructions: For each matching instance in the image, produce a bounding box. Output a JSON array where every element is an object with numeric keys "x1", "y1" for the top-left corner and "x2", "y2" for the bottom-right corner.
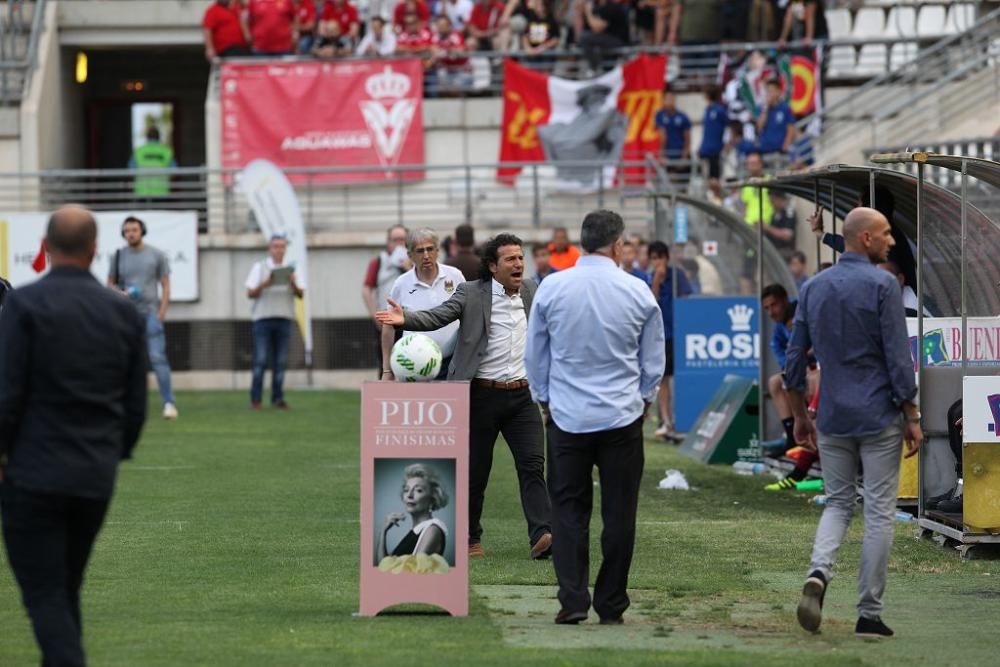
[{"x1": 0, "y1": 0, "x2": 997, "y2": 381}]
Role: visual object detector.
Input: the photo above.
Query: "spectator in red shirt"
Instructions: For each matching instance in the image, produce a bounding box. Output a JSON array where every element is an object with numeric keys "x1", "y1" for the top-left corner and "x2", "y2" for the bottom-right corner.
[
  {"x1": 313, "y1": 0, "x2": 359, "y2": 56},
  {"x1": 202, "y1": 0, "x2": 251, "y2": 60},
  {"x1": 294, "y1": 0, "x2": 317, "y2": 53},
  {"x1": 244, "y1": 0, "x2": 298, "y2": 55},
  {"x1": 322, "y1": 0, "x2": 361, "y2": 42},
  {"x1": 430, "y1": 15, "x2": 472, "y2": 95},
  {"x1": 393, "y1": 0, "x2": 432, "y2": 31},
  {"x1": 467, "y1": 0, "x2": 506, "y2": 50},
  {"x1": 395, "y1": 11, "x2": 433, "y2": 57}
]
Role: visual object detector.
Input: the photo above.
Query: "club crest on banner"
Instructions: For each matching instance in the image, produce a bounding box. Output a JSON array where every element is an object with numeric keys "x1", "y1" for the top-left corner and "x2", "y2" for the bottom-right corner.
[
  {"x1": 360, "y1": 66, "x2": 418, "y2": 167},
  {"x1": 219, "y1": 60, "x2": 425, "y2": 182}
]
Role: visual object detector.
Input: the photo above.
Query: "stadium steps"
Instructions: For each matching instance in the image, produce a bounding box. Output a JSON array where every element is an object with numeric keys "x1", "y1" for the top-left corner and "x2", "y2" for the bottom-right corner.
[{"x1": 805, "y1": 6, "x2": 1000, "y2": 166}]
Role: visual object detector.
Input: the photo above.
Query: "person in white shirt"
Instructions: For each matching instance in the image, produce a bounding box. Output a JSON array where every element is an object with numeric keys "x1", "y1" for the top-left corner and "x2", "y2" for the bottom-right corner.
[
  {"x1": 245, "y1": 234, "x2": 305, "y2": 410},
  {"x1": 441, "y1": 0, "x2": 473, "y2": 30},
  {"x1": 375, "y1": 233, "x2": 552, "y2": 561},
  {"x1": 363, "y1": 224, "x2": 411, "y2": 377},
  {"x1": 382, "y1": 228, "x2": 465, "y2": 380},
  {"x1": 356, "y1": 16, "x2": 397, "y2": 56}
]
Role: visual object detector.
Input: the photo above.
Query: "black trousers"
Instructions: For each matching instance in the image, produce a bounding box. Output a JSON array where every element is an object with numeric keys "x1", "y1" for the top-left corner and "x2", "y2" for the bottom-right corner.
[
  {"x1": 546, "y1": 417, "x2": 644, "y2": 620},
  {"x1": 1, "y1": 483, "x2": 110, "y2": 667},
  {"x1": 469, "y1": 385, "x2": 551, "y2": 546}
]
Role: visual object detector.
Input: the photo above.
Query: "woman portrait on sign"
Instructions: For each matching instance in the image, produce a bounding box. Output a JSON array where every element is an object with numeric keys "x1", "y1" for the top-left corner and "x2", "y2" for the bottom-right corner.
[{"x1": 376, "y1": 463, "x2": 449, "y2": 567}]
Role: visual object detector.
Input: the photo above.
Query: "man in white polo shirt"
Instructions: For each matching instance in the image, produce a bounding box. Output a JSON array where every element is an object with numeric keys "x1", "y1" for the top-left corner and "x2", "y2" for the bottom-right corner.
[{"x1": 382, "y1": 228, "x2": 465, "y2": 380}]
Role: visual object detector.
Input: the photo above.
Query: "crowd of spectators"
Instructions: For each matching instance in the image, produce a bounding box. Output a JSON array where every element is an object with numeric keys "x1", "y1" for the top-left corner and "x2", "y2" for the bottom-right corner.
[{"x1": 203, "y1": 0, "x2": 834, "y2": 65}]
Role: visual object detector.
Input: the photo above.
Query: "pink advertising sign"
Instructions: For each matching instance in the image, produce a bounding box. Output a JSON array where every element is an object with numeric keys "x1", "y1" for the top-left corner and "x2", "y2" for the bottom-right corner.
[{"x1": 359, "y1": 382, "x2": 469, "y2": 616}]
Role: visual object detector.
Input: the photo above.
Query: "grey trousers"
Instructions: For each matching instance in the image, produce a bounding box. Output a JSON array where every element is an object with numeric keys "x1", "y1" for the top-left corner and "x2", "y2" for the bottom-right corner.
[{"x1": 809, "y1": 419, "x2": 903, "y2": 619}]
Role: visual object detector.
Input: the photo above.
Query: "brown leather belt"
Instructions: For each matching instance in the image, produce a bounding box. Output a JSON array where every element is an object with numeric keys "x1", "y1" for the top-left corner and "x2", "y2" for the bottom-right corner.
[{"x1": 473, "y1": 378, "x2": 529, "y2": 390}]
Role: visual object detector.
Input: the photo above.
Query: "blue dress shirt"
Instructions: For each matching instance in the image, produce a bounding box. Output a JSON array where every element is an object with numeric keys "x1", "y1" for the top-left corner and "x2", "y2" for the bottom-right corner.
[
  {"x1": 785, "y1": 252, "x2": 917, "y2": 437},
  {"x1": 526, "y1": 255, "x2": 666, "y2": 434}
]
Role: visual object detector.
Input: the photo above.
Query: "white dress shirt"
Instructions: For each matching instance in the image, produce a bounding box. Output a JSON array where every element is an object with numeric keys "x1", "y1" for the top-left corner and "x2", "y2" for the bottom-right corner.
[
  {"x1": 526, "y1": 255, "x2": 665, "y2": 434},
  {"x1": 356, "y1": 27, "x2": 397, "y2": 56},
  {"x1": 476, "y1": 278, "x2": 527, "y2": 381},
  {"x1": 390, "y1": 263, "x2": 465, "y2": 358}
]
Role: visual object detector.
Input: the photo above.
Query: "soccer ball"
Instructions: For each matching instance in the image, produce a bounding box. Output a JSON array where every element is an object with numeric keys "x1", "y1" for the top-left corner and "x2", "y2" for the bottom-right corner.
[{"x1": 390, "y1": 334, "x2": 443, "y2": 382}]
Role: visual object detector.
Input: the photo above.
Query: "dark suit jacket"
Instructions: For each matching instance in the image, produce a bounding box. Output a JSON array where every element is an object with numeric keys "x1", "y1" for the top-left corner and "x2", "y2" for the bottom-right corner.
[
  {"x1": 0, "y1": 267, "x2": 148, "y2": 499},
  {"x1": 403, "y1": 278, "x2": 536, "y2": 381}
]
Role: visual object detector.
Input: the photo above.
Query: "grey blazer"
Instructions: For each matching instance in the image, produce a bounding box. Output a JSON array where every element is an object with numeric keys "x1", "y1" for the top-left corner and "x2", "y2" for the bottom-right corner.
[{"x1": 402, "y1": 278, "x2": 537, "y2": 381}]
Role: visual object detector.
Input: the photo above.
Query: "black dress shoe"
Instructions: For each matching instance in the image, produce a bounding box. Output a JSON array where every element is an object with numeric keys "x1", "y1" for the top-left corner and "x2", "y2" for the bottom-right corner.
[
  {"x1": 797, "y1": 570, "x2": 827, "y2": 633},
  {"x1": 925, "y1": 491, "x2": 954, "y2": 510},
  {"x1": 599, "y1": 616, "x2": 623, "y2": 625},
  {"x1": 938, "y1": 497, "x2": 963, "y2": 513},
  {"x1": 855, "y1": 616, "x2": 894, "y2": 638},
  {"x1": 554, "y1": 609, "x2": 588, "y2": 625}
]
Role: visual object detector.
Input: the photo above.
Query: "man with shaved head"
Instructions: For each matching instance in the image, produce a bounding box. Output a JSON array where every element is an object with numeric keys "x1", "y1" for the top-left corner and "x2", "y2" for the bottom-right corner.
[
  {"x1": 784, "y1": 207, "x2": 921, "y2": 639},
  {"x1": 0, "y1": 206, "x2": 147, "y2": 667}
]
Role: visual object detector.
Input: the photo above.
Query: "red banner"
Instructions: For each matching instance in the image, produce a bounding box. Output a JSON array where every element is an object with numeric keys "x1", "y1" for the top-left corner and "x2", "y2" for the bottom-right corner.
[
  {"x1": 497, "y1": 55, "x2": 666, "y2": 185},
  {"x1": 221, "y1": 60, "x2": 425, "y2": 182}
]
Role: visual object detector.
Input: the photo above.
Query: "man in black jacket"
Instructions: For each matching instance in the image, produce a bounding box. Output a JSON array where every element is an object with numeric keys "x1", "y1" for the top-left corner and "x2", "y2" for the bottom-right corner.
[{"x1": 0, "y1": 206, "x2": 148, "y2": 667}]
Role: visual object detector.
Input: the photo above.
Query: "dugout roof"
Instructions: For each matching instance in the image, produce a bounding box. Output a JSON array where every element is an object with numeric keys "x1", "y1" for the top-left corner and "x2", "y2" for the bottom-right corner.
[{"x1": 743, "y1": 163, "x2": 1000, "y2": 317}]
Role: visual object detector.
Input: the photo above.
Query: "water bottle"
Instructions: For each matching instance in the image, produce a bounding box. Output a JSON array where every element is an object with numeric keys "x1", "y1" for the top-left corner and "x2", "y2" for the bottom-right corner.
[
  {"x1": 895, "y1": 511, "x2": 914, "y2": 522},
  {"x1": 810, "y1": 495, "x2": 828, "y2": 506},
  {"x1": 732, "y1": 461, "x2": 766, "y2": 475}
]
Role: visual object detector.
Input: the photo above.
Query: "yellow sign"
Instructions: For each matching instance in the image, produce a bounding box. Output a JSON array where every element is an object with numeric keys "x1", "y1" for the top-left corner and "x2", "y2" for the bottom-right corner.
[{"x1": 0, "y1": 221, "x2": 8, "y2": 278}]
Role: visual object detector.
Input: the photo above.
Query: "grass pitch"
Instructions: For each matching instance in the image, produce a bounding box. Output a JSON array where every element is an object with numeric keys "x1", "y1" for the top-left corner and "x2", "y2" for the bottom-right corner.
[{"x1": 2, "y1": 390, "x2": 999, "y2": 666}]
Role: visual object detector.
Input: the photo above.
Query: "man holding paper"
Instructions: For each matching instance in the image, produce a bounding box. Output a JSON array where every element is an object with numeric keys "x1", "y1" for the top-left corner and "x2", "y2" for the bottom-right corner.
[{"x1": 246, "y1": 234, "x2": 305, "y2": 410}]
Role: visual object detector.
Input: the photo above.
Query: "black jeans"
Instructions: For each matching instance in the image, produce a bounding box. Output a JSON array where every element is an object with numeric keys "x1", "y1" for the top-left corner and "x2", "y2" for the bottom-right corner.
[
  {"x1": 469, "y1": 385, "x2": 551, "y2": 546},
  {"x1": 1, "y1": 483, "x2": 110, "y2": 667},
  {"x1": 546, "y1": 417, "x2": 644, "y2": 620}
]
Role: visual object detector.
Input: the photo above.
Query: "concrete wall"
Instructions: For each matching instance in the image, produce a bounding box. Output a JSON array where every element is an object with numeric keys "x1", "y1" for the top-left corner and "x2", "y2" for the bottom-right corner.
[
  {"x1": 58, "y1": 0, "x2": 211, "y2": 46},
  {"x1": 171, "y1": 227, "x2": 573, "y2": 321}
]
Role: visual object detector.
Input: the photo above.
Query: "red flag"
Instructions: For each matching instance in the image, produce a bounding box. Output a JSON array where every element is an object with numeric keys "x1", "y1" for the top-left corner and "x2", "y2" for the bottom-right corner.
[
  {"x1": 497, "y1": 60, "x2": 551, "y2": 185},
  {"x1": 31, "y1": 238, "x2": 46, "y2": 273},
  {"x1": 497, "y1": 55, "x2": 667, "y2": 185}
]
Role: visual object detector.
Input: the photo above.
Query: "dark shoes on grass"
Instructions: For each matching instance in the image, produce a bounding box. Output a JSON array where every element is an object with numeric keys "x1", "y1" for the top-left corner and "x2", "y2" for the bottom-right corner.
[
  {"x1": 856, "y1": 616, "x2": 894, "y2": 638},
  {"x1": 797, "y1": 570, "x2": 827, "y2": 633},
  {"x1": 797, "y1": 570, "x2": 894, "y2": 639}
]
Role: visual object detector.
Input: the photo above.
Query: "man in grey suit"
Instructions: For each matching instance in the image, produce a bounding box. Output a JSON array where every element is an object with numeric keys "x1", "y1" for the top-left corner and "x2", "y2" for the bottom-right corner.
[{"x1": 376, "y1": 233, "x2": 552, "y2": 561}]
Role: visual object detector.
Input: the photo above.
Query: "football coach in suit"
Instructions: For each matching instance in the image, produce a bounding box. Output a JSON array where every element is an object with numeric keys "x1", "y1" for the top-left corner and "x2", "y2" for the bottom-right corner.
[
  {"x1": 376, "y1": 233, "x2": 552, "y2": 560},
  {"x1": 0, "y1": 206, "x2": 148, "y2": 667}
]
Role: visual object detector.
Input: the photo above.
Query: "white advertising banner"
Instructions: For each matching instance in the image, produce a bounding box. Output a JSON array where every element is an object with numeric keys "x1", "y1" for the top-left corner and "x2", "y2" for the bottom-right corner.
[
  {"x1": 960, "y1": 376, "x2": 1000, "y2": 442},
  {"x1": 0, "y1": 210, "x2": 199, "y2": 301},
  {"x1": 906, "y1": 317, "x2": 1000, "y2": 369}
]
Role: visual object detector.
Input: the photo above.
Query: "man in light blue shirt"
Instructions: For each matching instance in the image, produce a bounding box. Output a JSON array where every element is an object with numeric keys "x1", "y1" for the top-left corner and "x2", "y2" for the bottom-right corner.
[{"x1": 526, "y1": 209, "x2": 665, "y2": 626}]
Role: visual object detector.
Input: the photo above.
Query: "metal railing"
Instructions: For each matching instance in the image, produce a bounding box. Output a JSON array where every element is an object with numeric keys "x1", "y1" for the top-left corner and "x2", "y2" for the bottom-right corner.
[
  {"x1": 210, "y1": 30, "x2": 952, "y2": 99},
  {"x1": 0, "y1": 0, "x2": 46, "y2": 105},
  {"x1": 799, "y1": 6, "x2": 1000, "y2": 162},
  {"x1": 0, "y1": 159, "x2": 678, "y2": 234}
]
